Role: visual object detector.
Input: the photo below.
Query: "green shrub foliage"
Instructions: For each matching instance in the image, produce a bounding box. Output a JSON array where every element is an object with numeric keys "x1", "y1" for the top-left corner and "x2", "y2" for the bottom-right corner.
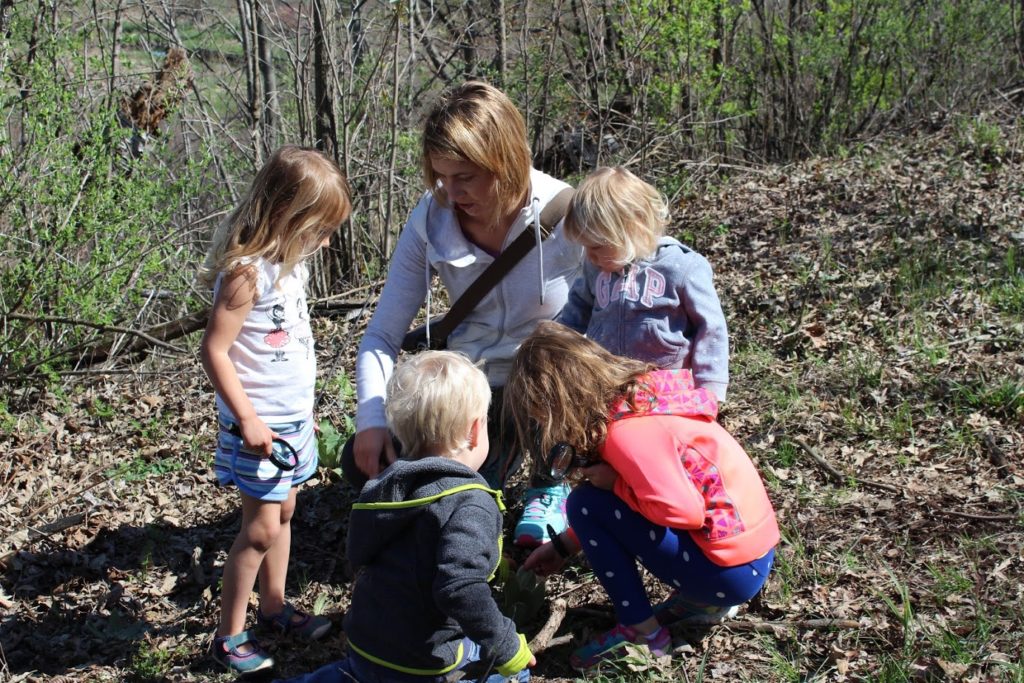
[
  {"x1": 0, "y1": 0, "x2": 1017, "y2": 385},
  {"x1": 0, "y1": 17, "x2": 203, "y2": 382}
]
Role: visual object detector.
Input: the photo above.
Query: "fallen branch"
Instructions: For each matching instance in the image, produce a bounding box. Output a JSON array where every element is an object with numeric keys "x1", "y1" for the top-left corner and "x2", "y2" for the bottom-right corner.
[
  {"x1": 0, "y1": 512, "x2": 89, "y2": 568},
  {"x1": 4, "y1": 312, "x2": 184, "y2": 354},
  {"x1": 931, "y1": 509, "x2": 1019, "y2": 522},
  {"x1": 723, "y1": 618, "x2": 863, "y2": 632},
  {"x1": 81, "y1": 307, "x2": 209, "y2": 364},
  {"x1": 791, "y1": 437, "x2": 901, "y2": 494},
  {"x1": 791, "y1": 437, "x2": 1018, "y2": 520},
  {"x1": 529, "y1": 598, "x2": 567, "y2": 653}
]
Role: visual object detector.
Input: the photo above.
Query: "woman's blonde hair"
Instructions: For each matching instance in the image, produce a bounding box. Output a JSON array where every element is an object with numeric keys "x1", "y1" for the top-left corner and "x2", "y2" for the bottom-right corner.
[
  {"x1": 199, "y1": 145, "x2": 351, "y2": 287},
  {"x1": 421, "y1": 81, "x2": 531, "y2": 227},
  {"x1": 564, "y1": 166, "x2": 668, "y2": 268},
  {"x1": 504, "y1": 321, "x2": 654, "y2": 463},
  {"x1": 386, "y1": 350, "x2": 491, "y2": 459}
]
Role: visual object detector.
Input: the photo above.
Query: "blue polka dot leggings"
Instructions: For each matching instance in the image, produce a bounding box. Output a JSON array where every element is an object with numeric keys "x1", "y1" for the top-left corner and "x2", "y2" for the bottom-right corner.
[{"x1": 567, "y1": 484, "x2": 775, "y2": 626}]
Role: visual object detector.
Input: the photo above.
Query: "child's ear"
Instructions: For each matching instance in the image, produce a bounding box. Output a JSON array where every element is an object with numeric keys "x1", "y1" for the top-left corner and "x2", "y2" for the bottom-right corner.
[{"x1": 467, "y1": 416, "x2": 484, "y2": 449}]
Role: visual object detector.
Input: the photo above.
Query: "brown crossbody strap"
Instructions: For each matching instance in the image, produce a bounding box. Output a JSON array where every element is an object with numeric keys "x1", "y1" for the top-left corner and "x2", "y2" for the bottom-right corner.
[{"x1": 402, "y1": 187, "x2": 574, "y2": 352}]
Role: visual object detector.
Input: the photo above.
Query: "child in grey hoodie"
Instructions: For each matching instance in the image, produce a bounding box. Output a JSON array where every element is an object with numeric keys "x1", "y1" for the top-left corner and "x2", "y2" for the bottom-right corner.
[
  {"x1": 277, "y1": 351, "x2": 533, "y2": 683},
  {"x1": 557, "y1": 166, "x2": 730, "y2": 402}
]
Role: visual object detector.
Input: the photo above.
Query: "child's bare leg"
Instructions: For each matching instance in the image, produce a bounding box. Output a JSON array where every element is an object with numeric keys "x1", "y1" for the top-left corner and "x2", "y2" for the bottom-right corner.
[
  {"x1": 257, "y1": 486, "x2": 296, "y2": 618},
  {"x1": 217, "y1": 493, "x2": 284, "y2": 638}
]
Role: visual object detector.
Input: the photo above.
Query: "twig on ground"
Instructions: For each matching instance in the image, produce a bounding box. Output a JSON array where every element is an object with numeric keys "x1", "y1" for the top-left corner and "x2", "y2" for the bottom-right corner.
[
  {"x1": 792, "y1": 437, "x2": 1019, "y2": 521},
  {"x1": 529, "y1": 598, "x2": 567, "y2": 653},
  {"x1": 791, "y1": 436, "x2": 901, "y2": 494},
  {"x1": 930, "y1": 509, "x2": 1019, "y2": 522},
  {"x1": 722, "y1": 618, "x2": 863, "y2": 632}
]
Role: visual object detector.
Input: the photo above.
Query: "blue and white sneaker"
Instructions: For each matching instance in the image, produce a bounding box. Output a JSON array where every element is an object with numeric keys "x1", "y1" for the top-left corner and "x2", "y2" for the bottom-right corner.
[
  {"x1": 211, "y1": 629, "x2": 274, "y2": 676},
  {"x1": 514, "y1": 483, "x2": 570, "y2": 547}
]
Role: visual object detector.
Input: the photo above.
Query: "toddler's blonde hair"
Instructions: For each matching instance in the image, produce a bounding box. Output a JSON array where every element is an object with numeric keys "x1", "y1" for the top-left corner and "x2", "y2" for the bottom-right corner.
[
  {"x1": 421, "y1": 81, "x2": 531, "y2": 228},
  {"x1": 564, "y1": 166, "x2": 668, "y2": 268},
  {"x1": 386, "y1": 351, "x2": 491, "y2": 459},
  {"x1": 199, "y1": 145, "x2": 351, "y2": 287}
]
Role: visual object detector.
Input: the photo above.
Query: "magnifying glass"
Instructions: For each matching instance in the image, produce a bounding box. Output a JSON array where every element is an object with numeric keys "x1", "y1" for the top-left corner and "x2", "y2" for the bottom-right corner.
[
  {"x1": 546, "y1": 442, "x2": 591, "y2": 480},
  {"x1": 227, "y1": 424, "x2": 298, "y2": 471}
]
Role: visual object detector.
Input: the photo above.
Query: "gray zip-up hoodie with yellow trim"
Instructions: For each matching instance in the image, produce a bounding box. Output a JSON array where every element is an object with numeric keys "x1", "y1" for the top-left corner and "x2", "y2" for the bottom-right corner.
[{"x1": 343, "y1": 457, "x2": 531, "y2": 677}]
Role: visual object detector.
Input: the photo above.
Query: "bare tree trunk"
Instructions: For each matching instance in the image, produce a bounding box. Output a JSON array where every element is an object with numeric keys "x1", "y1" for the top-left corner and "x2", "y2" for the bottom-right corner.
[
  {"x1": 237, "y1": 0, "x2": 265, "y2": 165},
  {"x1": 492, "y1": 0, "x2": 506, "y2": 86},
  {"x1": 256, "y1": 3, "x2": 279, "y2": 152},
  {"x1": 313, "y1": 0, "x2": 337, "y2": 157},
  {"x1": 462, "y1": 0, "x2": 478, "y2": 73},
  {"x1": 1017, "y1": 0, "x2": 1024, "y2": 71},
  {"x1": 91, "y1": 0, "x2": 123, "y2": 106},
  {"x1": 384, "y1": 6, "x2": 400, "y2": 260},
  {"x1": 313, "y1": 0, "x2": 350, "y2": 291}
]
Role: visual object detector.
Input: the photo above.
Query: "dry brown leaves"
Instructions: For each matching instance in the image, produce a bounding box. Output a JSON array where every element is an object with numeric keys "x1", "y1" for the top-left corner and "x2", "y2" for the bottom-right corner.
[{"x1": 2, "y1": 111, "x2": 1023, "y2": 682}]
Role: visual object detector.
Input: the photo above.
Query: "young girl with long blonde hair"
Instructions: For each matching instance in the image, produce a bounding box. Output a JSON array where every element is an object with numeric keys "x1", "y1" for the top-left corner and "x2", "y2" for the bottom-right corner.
[{"x1": 199, "y1": 145, "x2": 351, "y2": 675}]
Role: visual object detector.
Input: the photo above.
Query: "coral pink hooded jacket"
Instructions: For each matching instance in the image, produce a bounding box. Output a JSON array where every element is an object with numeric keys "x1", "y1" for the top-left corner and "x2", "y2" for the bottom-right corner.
[{"x1": 603, "y1": 369, "x2": 780, "y2": 567}]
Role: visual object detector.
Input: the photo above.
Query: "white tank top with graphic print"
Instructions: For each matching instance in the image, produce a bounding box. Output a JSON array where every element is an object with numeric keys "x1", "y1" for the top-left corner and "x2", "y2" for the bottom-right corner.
[{"x1": 214, "y1": 258, "x2": 315, "y2": 422}]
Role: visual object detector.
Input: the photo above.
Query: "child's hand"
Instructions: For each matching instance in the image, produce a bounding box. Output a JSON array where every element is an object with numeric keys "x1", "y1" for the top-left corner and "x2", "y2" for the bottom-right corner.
[
  {"x1": 521, "y1": 542, "x2": 566, "y2": 577},
  {"x1": 581, "y1": 462, "x2": 618, "y2": 490},
  {"x1": 239, "y1": 417, "x2": 277, "y2": 457}
]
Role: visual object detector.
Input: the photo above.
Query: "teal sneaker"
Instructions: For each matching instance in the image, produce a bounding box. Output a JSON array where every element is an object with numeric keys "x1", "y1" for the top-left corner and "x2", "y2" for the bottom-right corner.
[
  {"x1": 257, "y1": 602, "x2": 332, "y2": 640},
  {"x1": 653, "y1": 591, "x2": 739, "y2": 626},
  {"x1": 210, "y1": 629, "x2": 274, "y2": 676},
  {"x1": 570, "y1": 623, "x2": 671, "y2": 670},
  {"x1": 514, "y1": 483, "x2": 570, "y2": 547}
]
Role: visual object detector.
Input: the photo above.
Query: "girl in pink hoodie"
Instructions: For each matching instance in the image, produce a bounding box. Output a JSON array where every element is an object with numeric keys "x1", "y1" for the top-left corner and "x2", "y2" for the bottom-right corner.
[{"x1": 506, "y1": 322, "x2": 779, "y2": 670}]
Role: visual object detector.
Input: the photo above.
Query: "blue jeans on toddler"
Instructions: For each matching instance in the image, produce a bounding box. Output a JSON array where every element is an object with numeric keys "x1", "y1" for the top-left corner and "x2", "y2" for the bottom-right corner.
[{"x1": 271, "y1": 638, "x2": 530, "y2": 683}]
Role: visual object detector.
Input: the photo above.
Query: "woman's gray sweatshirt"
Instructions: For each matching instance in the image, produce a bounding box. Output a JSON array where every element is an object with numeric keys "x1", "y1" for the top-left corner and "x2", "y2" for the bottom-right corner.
[{"x1": 354, "y1": 169, "x2": 582, "y2": 432}]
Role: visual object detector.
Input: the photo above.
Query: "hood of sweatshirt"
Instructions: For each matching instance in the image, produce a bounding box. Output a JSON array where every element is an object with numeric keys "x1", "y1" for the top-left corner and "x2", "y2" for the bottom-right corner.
[
  {"x1": 610, "y1": 368, "x2": 719, "y2": 422},
  {"x1": 347, "y1": 457, "x2": 504, "y2": 567},
  {"x1": 413, "y1": 168, "x2": 583, "y2": 386}
]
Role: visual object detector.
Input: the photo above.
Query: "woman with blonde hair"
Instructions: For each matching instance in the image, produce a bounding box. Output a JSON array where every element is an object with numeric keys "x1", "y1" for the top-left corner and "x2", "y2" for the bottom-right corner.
[{"x1": 343, "y1": 81, "x2": 583, "y2": 546}]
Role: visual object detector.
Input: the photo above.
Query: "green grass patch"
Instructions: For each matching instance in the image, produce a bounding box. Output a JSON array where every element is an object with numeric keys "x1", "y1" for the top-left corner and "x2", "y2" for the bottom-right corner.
[
  {"x1": 947, "y1": 377, "x2": 1024, "y2": 420},
  {"x1": 106, "y1": 456, "x2": 184, "y2": 482}
]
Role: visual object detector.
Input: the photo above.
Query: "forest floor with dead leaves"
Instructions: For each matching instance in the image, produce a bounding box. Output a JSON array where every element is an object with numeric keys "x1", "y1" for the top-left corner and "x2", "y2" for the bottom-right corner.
[{"x1": 2, "y1": 110, "x2": 1023, "y2": 683}]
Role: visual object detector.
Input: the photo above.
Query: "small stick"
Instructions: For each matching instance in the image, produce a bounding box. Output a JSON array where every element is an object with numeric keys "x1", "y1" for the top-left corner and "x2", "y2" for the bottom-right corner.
[
  {"x1": 791, "y1": 437, "x2": 900, "y2": 494},
  {"x1": 529, "y1": 599, "x2": 567, "y2": 653},
  {"x1": 723, "y1": 618, "x2": 862, "y2": 632}
]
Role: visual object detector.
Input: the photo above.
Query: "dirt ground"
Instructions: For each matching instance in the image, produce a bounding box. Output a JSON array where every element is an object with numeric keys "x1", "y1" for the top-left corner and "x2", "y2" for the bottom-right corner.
[{"x1": 2, "y1": 112, "x2": 1022, "y2": 682}]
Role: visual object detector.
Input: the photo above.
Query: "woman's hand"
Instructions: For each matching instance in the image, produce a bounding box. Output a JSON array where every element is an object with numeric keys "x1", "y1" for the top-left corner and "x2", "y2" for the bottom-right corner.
[
  {"x1": 521, "y1": 541, "x2": 567, "y2": 578},
  {"x1": 353, "y1": 427, "x2": 397, "y2": 478},
  {"x1": 581, "y1": 462, "x2": 618, "y2": 490}
]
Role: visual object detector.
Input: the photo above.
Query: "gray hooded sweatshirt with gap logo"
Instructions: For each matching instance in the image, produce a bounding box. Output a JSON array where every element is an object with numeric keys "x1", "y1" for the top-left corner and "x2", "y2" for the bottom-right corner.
[{"x1": 558, "y1": 236, "x2": 730, "y2": 401}]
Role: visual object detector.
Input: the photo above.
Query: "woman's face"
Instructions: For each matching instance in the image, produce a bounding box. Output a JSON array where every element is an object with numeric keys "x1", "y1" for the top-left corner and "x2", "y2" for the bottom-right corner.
[{"x1": 429, "y1": 155, "x2": 498, "y2": 221}]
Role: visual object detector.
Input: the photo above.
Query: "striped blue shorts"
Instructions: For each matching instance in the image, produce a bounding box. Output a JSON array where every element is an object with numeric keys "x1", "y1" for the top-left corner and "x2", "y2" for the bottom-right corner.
[{"x1": 214, "y1": 414, "x2": 318, "y2": 502}]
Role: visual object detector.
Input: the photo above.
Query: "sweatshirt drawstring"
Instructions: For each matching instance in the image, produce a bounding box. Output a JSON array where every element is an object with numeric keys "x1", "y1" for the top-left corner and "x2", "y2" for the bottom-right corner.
[
  {"x1": 424, "y1": 254, "x2": 432, "y2": 348},
  {"x1": 532, "y1": 196, "x2": 545, "y2": 306}
]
